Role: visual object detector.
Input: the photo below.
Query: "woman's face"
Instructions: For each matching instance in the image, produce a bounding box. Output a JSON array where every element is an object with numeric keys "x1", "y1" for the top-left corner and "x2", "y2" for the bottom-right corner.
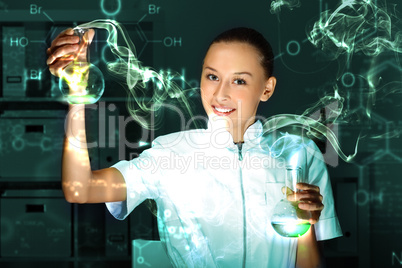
[{"x1": 200, "y1": 41, "x2": 276, "y2": 141}]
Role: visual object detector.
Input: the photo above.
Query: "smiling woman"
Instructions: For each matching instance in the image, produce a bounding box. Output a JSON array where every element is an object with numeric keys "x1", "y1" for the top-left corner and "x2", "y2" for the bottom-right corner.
[
  {"x1": 200, "y1": 28, "x2": 277, "y2": 143},
  {"x1": 47, "y1": 26, "x2": 341, "y2": 268},
  {"x1": 200, "y1": 41, "x2": 276, "y2": 143}
]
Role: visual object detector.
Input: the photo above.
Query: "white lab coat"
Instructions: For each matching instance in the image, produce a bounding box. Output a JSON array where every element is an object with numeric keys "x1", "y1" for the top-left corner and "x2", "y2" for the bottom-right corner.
[{"x1": 106, "y1": 120, "x2": 342, "y2": 267}]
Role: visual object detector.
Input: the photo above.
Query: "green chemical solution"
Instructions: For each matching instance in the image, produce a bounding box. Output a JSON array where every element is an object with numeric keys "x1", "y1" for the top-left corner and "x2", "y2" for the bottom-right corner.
[
  {"x1": 67, "y1": 94, "x2": 98, "y2": 104},
  {"x1": 271, "y1": 221, "x2": 311, "y2": 238}
]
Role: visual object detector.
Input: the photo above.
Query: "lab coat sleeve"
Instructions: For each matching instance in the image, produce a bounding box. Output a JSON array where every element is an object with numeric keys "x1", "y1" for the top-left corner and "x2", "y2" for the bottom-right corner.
[
  {"x1": 105, "y1": 139, "x2": 163, "y2": 220},
  {"x1": 305, "y1": 140, "x2": 343, "y2": 241}
]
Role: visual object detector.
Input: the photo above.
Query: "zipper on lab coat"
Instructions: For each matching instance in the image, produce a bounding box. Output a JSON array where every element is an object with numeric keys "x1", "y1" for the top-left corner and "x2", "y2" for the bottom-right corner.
[{"x1": 236, "y1": 142, "x2": 246, "y2": 268}]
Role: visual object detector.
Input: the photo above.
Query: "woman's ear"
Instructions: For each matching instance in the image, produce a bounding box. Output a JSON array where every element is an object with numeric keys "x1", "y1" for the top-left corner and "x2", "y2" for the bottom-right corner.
[{"x1": 260, "y1": 76, "x2": 277, "y2": 102}]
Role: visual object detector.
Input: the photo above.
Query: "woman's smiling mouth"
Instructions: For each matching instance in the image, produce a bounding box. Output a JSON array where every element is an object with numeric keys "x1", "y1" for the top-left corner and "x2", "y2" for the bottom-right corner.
[{"x1": 213, "y1": 105, "x2": 236, "y2": 116}]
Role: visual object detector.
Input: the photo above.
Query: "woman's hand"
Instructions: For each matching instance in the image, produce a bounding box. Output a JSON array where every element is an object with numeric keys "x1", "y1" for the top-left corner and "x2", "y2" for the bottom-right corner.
[
  {"x1": 46, "y1": 28, "x2": 94, "y2": 77},
  {"x1": 286, "y1": 182, "x2": 324, "y2": 224}
]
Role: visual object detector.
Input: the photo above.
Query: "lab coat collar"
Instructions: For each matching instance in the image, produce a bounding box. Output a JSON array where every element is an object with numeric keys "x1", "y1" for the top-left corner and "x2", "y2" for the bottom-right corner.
[{"x1": 205, "y1": 120, "x2": 263, "y2": 148}]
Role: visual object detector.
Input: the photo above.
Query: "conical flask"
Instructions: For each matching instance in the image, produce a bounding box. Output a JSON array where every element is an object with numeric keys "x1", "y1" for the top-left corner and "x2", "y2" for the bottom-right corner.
[
  {"x1": 59, "y1": 28, "x2": 104, "y2": 104},
  {"x1": 271, "y1": 167, "x2": 312, "y2": 237}
]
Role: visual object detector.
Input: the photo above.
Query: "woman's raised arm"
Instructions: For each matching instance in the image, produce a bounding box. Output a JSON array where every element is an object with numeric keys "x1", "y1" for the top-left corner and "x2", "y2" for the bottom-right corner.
[
  {"x1": 47, "y1": 28, "x2": 126, "y2": 204},
  {"x1": 62, "y1": 104, "x2": 126, "y2": 204}
]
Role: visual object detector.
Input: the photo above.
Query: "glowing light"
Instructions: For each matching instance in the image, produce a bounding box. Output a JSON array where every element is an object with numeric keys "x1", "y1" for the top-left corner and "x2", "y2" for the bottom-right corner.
[
  {"x1": 164, "y1": 209, "x2": 171, "y2": 218},
  {"x1": 59, "y1": 28, "x2": 105, "y2": 104},
  {"x1": 270, "y1": 0, "x2": 301, "y2": 14},
  {"x1": 111, "y1": 182, "x2": 126, "y2": 188},
  {"x1": 70, "y1": 19, "x2": 396, "y2": 165},
  {"x1": 75, "y1": 19, "x2": 198, "y2": 130},
  {"x1": 307, "y1": 0, "x2": 402, "y2": 64},
  {"x1": 100, "y1": 0, "x2": 121, "y2": 16},
  {"x1": 262, "y1": 95, "x2": 357, "y2": 163},
  {"x1": 283, "y1": 222, "x2": 296, "y2": 233},
  {"x1": 139, "y1": 141, "x2": 150, "y2": 147},
  {"x1": 271, "y1": 218, "x2": 311, "y2": 237},
  {"x1": 289, "y1": 152, "x2": 299, "y2": 169},
  {"x1": 93, "y1": 180, "x2": 108, "y2": 187}
]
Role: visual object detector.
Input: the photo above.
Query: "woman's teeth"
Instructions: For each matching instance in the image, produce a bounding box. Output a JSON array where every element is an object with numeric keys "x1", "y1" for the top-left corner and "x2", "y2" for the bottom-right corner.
[{"x1": 214, "y1": 107, "x2": 234, "y2": 113}]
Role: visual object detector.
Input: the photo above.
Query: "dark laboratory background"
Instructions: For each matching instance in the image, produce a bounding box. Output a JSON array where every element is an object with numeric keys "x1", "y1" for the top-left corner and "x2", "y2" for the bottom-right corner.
[{"x1": 0, "y1": 0, "x2": 401, "y2": 267}]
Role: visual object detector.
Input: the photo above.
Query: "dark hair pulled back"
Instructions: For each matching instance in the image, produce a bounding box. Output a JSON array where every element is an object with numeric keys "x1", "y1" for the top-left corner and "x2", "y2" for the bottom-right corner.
[{"x1": 208, "y1": 27, "x2": 274, "y2": 78}]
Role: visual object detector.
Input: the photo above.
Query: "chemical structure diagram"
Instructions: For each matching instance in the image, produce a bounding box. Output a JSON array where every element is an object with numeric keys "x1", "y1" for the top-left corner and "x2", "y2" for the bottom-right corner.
[
  {"x1": 1, "y1": 1, "x2": 185, "y2": 98},
  {"x1": 1, "y1": 0, "x2": 402, "y2": 266},
  {"x1": 270, "y1": 0, "x2": 402, "y2": 215}
]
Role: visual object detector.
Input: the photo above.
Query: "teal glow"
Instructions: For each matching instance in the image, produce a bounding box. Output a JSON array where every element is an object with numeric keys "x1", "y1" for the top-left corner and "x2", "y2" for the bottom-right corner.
[
  {"x1": 270, "y1": 0, "x2": 301, "y2": 14},
  {"x1": 76, "y1": 19, "x2": 198, "y2": 130},
  {"x1": 100, "y1": 0, "x2": 121, "y2": 17},
  {"x1": 139, "y1": 141, "x2": 150, "y2": 147},
  {"x1": 73, "y1": 18, "x2": 400, "y2": 164},
  {"x1": 74, "y1": 19, "x2": 355, "y2": 162},
  {"x1": 59, "y1": 28, "x2": 105, "y2": 104},
  {"x1": 307, "y1": 0, "x2": 402, "y2": 62}
]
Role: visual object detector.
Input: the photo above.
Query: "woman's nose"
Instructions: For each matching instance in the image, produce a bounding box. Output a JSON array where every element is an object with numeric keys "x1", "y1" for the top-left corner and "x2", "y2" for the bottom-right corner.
[{"x1": 213, "y1": 82, "x2": 230, "y2": 102}]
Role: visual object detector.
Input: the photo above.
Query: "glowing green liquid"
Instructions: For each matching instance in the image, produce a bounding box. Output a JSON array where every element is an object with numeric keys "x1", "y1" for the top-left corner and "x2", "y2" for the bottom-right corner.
[
  {"x1": 271, "y1": 221, "x2": 311, "y2": 238},
  {"x1": 67, "y1": 94, "x2": 98, "y2": 104}
]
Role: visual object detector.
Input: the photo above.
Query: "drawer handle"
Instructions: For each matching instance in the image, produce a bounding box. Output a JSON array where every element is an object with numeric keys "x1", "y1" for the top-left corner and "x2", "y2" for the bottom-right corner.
[
  {"x1": 26, "y1": 204, "x2": 45, "y2": 213},
  {"x1": 25, "y1": 125, "x2": 44, "y2": 133}
]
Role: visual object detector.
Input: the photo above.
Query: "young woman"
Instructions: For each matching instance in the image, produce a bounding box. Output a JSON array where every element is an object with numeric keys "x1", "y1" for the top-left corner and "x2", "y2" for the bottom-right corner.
[{"x1": 47, "y1": 27, "x2": 342, "y2": 267}]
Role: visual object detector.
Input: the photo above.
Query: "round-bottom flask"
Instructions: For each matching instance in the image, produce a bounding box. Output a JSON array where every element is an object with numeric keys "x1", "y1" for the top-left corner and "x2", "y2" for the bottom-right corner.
[
  {"x1": 271, "y1": 167, "x2": 312, "y2": 238},
  {"x1": 59, "y1": 28, "x2": 104, "y2": 104}
]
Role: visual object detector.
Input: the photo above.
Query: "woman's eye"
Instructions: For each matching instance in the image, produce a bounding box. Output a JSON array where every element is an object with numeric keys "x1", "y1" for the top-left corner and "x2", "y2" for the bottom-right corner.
[
  {"x1": 207, "y1": 74, "x2": 218, "y2": 81},
  {"x1": 234, "y1": 79, "x2": 246, "y2": 85}
]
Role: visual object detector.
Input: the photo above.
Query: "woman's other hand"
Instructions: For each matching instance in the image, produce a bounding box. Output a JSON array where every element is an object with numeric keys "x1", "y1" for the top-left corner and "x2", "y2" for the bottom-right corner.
[{"x1": 287, "y1": 182, "x2": 324, "y2": 224}]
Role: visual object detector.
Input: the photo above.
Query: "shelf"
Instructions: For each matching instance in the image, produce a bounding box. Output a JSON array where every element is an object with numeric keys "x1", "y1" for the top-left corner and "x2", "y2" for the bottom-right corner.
[
  {"x1": 0, "y1": 256, "x2": 131, "y2": 262},
  {"x1": 0, "y1": 179, "x2": 62, "y2": 186},
  {"x1": 0, "y1": 97, "x2": 149, "y2": 102}
]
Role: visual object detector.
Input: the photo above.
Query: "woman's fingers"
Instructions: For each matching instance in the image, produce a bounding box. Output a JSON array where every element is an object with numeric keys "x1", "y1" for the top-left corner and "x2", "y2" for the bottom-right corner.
[
  {"x1": 295, "y1": 191, "x2": 323, "y2": 201},
  {"x1": 48, "y1": 58, "x2": 74, "y2": 76},
  {"x1": 47, "y1": 44, "x2": 78, "y2": 65},
  {"x1": 61, "y1": 28, "x2": 75, "y2": 36},
  {"x1": 281, "y1": 183, "x2": 325, "y2": 224},
  {"x1": 296, "y1": 182, "x2": 320, "y2": 192},
  {"x1": 85, "y1": 29, "x2": 95, "y2": 44},
  {"x1": 47, "y1": 28, "x2": 79, "y2": 67},
  {"x1": 298, "y1": 201, "x2": 324, "y2": 211},
  {"x1": 49, "y1": 28, "x2": 77, "y2": 51},
  {"x1": 287, "y1": 191, "x2": 323, "y2": 203},
  {"x1": 47, "y1": 27, "x2": 96, "y2": 79},
  {"x1": 283, "y1": 183, "x2": 324, "y2": 226},
  {"x1": 51, "y1": 35, "x2": 80, "y2": 49},
  {"x1": 309, "y1": 217, "x2": 319, "y2": 225}
]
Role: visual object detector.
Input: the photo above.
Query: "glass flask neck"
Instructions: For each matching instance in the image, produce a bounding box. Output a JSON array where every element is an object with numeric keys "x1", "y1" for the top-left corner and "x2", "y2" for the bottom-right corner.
[
  {"x1": 73, "y1": 27, "x2": 90, "y2": 63},
  {"x1": 285, "y1": 167, "x2": 302, "y2": 201}
]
